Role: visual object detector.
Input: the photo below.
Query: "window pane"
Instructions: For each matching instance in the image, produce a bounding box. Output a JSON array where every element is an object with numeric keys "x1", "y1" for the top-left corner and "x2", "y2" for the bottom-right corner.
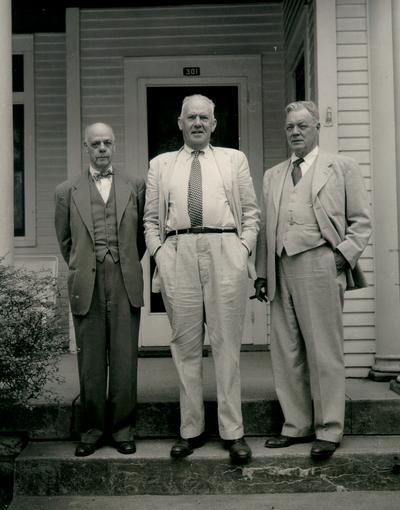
[
  {"x1": 13, "y1": 104, "x2": 25, "y2": 237},
  {"x1": 12, "y1": 54, "x2": 24, "y2": 92}
]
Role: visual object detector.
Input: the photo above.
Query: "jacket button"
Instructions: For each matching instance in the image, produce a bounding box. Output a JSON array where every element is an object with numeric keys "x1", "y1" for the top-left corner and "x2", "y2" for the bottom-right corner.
[{"x1": 92, "y1": 268, "x2": 95, "y2": 272}]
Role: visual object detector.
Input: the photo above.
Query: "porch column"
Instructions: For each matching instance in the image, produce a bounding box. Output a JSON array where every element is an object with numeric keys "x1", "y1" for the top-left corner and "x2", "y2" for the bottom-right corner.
[
  {"x1": 391, "y1": 0, "x2": 400, "y2": 389},
  {"x1": 368, "y1": 0, "x2": 400, "y2": 381},
  {"x1": 0, "y1": 0, "x2": 14, "y2": 265}
]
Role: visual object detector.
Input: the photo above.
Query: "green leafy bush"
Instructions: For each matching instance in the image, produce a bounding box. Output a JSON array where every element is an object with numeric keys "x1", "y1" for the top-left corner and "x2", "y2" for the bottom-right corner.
[{"x1": 0, "y1": 260, "x2": 66, "y2": 406}]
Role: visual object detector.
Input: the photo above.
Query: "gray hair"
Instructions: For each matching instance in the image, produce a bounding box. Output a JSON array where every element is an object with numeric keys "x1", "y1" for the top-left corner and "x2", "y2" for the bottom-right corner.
[
  {"x1": 285, "y1": 101, "x2": 320, "y2": 123},
  {"x1": 180, "y1": 94, "x2": 215, "y2": 118}
]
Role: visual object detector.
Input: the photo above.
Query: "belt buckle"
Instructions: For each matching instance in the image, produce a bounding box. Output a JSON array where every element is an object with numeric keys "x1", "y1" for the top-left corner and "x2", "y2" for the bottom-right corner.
[{"x1": 191, "y1": 226, "x2": 203, "y2": 234}]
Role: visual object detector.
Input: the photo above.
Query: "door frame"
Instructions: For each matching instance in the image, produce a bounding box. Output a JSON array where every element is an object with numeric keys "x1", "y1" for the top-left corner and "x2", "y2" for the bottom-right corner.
[{"x1": 124, "y1": 54, "x2": 266, "y2": 347}]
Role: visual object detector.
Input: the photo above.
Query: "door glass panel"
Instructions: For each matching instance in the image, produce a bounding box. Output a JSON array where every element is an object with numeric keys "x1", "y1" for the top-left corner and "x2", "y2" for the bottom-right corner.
[{"x1": 147, "y1": 85, "x2": 239, "y2": 312}]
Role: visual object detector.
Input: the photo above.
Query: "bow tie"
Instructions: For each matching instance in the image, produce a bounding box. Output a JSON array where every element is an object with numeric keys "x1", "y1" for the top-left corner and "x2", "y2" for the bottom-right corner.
[{"x1": 92, "y1": 169, "x2": 113, "y2": 181}]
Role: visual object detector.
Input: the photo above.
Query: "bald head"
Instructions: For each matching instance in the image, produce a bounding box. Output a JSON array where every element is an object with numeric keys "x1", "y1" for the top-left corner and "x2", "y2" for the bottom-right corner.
[
  {"x1": 84, "y1": 123, "x2": 116, "y2": 171},
  {"x1": 84, "y1": 123, "x2": 115, "y2": 144}
]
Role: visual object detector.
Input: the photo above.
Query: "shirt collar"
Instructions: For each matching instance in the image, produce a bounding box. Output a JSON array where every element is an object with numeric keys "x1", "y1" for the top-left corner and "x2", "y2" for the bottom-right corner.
[
  {"x1": 291, "y1": 146, "x2": 319, "y2": 165},
  {"x1": 90, "y1": 165, "x2": 113, "y2": 177},
  {"x1": 183, "y1": 144, "x2": 211, "y2": 159}
]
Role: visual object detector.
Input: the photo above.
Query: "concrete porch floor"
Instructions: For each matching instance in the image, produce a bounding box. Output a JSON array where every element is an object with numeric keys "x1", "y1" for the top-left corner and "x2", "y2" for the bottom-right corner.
[{"x1": 45, "y1": 351, "x2": 399, "y2": 405}]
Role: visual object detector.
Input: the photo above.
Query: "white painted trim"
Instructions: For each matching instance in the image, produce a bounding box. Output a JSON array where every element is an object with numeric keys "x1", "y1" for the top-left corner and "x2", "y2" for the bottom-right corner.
[
  {"x1": 12, "y1": 35, "x2": 36, "y2": 248},
  {"x1": 368, "y1": 0, "x2": 400, "y2": 370},
  {"x1": 66, "y1": 8, "x2": 82, "y2": 180},
  {"x1": 66, "y1": 8, "x2": 81, "y2": 352},
  {"x1": 314, "y1": 0, "x2": 338, "y2": 153}
]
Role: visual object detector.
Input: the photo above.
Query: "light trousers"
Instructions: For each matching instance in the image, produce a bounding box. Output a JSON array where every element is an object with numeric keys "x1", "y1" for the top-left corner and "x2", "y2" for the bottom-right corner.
[
  {"x1": 270, "y1": 245, "x2": 346, "y2": 444},
  {"x1": 157, "y1": 233, "x2": 248, "y2": 440}
]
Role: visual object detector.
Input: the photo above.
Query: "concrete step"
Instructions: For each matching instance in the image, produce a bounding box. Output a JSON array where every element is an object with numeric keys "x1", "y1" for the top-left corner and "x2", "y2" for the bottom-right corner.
[
  {"x1": 2, "y1": 396, "x2": 400, "y2": 441},
  {"x1": 8, "y1": 492, "x2": 400, "y2": 510},
  {"x1": 14, "y1": 437, "x2": 400, "y2": 496},
  {"x1": 2, "y1": 353, "x2": 400, "y2": 440}
]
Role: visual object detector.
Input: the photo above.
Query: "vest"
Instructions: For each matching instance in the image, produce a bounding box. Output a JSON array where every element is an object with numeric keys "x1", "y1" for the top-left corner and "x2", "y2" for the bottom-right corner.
[
  {"x1": 276, "y1": 161, "x2": 326, "y2": 256},
  {"x1": 89, "y1": 177, "x2": 120, "y2": 262}
]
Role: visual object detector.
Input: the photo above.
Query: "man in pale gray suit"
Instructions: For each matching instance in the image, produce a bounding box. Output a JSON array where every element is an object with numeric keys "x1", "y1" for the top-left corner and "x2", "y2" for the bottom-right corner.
[
  {"x1": 254, "y1": 101, "x2": 372, "y2": 459},
  {"x1": 144, "y1": 94, "x2": 259, "y2": 464}
]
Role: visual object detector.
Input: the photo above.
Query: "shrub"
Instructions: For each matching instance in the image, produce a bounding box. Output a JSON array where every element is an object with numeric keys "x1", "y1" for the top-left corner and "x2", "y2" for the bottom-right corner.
[{"x1": 0, "y1": 259, "x2": 66, "y2": 406}]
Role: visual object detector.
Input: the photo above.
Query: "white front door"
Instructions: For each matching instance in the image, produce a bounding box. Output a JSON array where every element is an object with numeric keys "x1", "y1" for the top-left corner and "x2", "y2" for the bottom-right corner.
[{"x1": 124, "y1": 55, "x2": 267, "y2": 347}]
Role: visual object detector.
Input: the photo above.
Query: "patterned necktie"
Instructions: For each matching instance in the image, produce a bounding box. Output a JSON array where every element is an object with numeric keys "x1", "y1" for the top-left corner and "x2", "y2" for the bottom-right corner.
[
  {"x1": 188, "y1": 150, "x2": 203, "y2": 227},
  {"x1": 291, "y1": 158, "x2": 304, "y2": 186}
]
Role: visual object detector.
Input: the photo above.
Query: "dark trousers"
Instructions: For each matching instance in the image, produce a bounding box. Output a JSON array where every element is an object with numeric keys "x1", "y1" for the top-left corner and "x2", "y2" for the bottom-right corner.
[{"x1": 73, "y1": 253, "x2": 140, "y2": 444}]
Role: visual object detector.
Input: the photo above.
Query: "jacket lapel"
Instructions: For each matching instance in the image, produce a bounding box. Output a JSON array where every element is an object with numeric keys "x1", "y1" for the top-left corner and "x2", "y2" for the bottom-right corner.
[
  {"x1": 114, "y1": 170, "x2": 131, "y2": 229},
  {"x1": 211, "y1": 146, "x2": 233, "y2": 198},
  {"x1": 312, "y1": 151, "x2": 334, "y2": 202},
  {"x1": 272, "y1": 159, "x2": 291, "y2": 212},
  {"x1": 71, "y1": 170, "x2": 94, "y2": 242}
]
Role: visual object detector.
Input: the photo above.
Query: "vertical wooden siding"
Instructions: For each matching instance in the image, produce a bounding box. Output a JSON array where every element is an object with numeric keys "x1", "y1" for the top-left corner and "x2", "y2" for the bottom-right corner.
[
  {"x1": 79, "y1": 3, "x2": 287, "y2": 172},
  {"x1": 336, "y1": 0, "x2": 375, "y2": 376}
]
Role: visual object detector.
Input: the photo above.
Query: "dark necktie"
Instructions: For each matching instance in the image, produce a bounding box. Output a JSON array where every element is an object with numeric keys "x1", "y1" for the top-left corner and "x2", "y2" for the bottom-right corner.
[
  {"x1": 291, "y1": 158, "x2": 304, "y2": 186},
  {"x1": 188, "y1": 150, "x2": 203, "y2": 227}
]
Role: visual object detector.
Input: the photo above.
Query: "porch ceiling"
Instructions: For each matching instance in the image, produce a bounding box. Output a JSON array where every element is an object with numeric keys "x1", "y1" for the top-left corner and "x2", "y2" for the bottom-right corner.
[{"x1": 12, "y1": 0, "x2": 282, "y2": 34}]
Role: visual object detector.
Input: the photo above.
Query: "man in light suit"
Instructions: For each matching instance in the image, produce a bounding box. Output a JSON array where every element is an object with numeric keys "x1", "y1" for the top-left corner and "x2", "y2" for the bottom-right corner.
[
  {"x1": 255, "y1": 101, "x2": 371, "y2": 459},
  {"x1": 144, "y1": 94, "x2": 260, "y2": 464},
  {"x1": 55, "y1": 123, "x2": 146, "y2": 457}
]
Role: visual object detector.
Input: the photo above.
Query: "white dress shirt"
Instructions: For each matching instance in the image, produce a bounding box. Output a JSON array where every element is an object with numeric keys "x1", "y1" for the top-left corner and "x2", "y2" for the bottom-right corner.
[
  {"x1": 165, "y1": 145, "x2": 235, "y2": 231},
  {"x1": 90, "y1": 165, "x2": 113, "y2": 203}
]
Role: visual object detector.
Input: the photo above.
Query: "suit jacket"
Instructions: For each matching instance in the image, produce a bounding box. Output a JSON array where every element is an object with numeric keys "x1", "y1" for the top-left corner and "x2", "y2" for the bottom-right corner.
[
  {"x1": 55, "y1": 169, "x2": 146, "y2": 315},
  {"x1": 255, "y1": 150, "x2": 372, "y2": 301},
  {"x1": 144, "y1": 146, "x2": 260, "y2": 291}
]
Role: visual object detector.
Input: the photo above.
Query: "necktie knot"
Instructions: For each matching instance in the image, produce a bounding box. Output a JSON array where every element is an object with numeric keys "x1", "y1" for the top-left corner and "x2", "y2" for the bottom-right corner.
[
  {"x1": 192, "y1": 150, "x2": 203, "y2": 158},
  {"x1": 293, "y1": 158, "x2": 304, "y2": 168}
]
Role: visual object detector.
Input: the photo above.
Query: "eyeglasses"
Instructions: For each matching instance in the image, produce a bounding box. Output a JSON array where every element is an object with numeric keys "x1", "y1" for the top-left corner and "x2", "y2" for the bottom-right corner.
[{"x1": 88, "y1": 140, "x2": 114, "y2": 149}]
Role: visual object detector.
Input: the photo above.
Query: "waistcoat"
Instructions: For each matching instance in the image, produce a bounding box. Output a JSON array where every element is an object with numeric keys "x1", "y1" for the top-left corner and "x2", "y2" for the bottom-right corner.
[
  {"x1": 89, "y1": 177, "x2": 120, "y2": 262},
  {"x1": 276, "y1": 161, "x2": 326, "y2": 256}
]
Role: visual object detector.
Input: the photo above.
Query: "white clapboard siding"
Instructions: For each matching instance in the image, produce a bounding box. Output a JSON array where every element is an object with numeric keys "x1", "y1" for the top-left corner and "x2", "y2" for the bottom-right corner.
[
  {"x1": 80, "y1": 3, "x2": 287, "y2": 173},
  {"x1": 336, "y1": 0, "x2": 375, "y2": 374}
]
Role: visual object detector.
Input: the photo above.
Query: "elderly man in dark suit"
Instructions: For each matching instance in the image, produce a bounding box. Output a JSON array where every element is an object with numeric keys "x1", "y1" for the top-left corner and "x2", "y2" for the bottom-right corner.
[
  {"x1": 55, "y1": 122, "x2": 146, "y2": 457},
  {"x1": 255, "y1": 101, "x2": 372, "y2": 459}
]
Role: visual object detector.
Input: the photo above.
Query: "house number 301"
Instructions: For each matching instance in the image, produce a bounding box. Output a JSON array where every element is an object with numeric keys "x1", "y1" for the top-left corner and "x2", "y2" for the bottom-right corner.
[{"x1": 183, "y1": 67, "x2": 200, "y2": 76}]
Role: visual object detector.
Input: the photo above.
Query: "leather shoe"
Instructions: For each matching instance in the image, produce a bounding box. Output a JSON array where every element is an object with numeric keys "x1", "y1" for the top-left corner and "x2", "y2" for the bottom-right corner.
[
  {"x1": 310, "y1": 439, "x2": 339, "y2": 459},
  {"x1": 265, "y1": 434, "x2": 315, "y2": 448},
  {"x1": 115, "y1": 440, "x2": 136, "y2": 455},
  {"x1": 170, "y1": 434, "x2": 205, "y2": 458},
  {"x1": 224, "y1": 437, "x2": 252, "y2": 465},
  {"x1": 75, "y1": 441, "x2": 101, "y2": 457}
]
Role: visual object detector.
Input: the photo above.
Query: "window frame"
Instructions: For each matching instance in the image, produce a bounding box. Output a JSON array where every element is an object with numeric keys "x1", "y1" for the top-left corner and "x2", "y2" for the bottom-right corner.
[{"x1": 13, "y1": 34, "x2": 36, "y2": 247}]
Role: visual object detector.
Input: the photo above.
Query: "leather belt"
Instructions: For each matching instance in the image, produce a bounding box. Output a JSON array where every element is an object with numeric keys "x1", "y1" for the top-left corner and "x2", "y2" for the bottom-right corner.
[{"x1": 165, "y1": 227, "x2": 237, "y2": 238}]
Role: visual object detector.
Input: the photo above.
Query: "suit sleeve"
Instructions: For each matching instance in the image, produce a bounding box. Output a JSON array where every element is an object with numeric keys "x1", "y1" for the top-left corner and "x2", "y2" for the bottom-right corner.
[
  {"x1": 136, "y1": 177, "x2": 147, "y2": 261},
  {"x1": 54, "y1": 184, "x2": 72, "y2": 265},
  {"x1": 236, "y1": 151, "x2": 260, "y2": 252},
  {"x1": 335, "y1": 157, "x2": 372, "y2": 268},
  {"x1": 255, "y1": 172, "x2": 268, "y2": 279},
  {"x1": 143, "y1": 158, "x2": 163, "y2": 256}
]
